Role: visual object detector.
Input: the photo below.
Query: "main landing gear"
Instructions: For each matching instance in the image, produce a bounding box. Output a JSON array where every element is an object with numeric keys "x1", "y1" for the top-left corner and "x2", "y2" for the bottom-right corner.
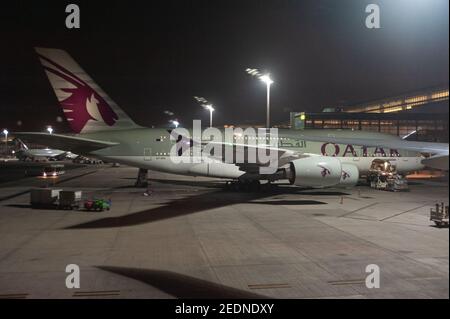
[
  {"x1": 135, "y1": 168, "x2": 148, "y2": 187},
  {"x1": 225, "y1": 180, "x2": 262, "y2": 192}
]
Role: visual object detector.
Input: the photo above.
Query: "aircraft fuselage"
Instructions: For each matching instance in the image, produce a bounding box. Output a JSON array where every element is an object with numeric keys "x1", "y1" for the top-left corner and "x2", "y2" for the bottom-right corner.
[{"x1": 81, "y1": 128, "x2": 424, "y2": 180}]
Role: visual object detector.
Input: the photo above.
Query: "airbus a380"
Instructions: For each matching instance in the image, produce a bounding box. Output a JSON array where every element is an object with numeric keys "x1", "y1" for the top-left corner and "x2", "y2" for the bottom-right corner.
[{"x1": 13, "y1": 48, "x2": 449, "y2": 189}]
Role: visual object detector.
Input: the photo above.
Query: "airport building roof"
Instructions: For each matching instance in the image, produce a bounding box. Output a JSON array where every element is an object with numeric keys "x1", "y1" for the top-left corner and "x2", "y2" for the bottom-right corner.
[{"x1": 323, "y1": 86, "x2": 449, "y2": 114}]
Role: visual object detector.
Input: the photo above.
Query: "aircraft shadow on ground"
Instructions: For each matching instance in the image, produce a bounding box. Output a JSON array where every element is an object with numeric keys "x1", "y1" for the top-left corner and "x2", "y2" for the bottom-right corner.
[
  {"x1": 430, "y1": 224, "x2": 449, "y2": 229},
  {"x1": 125, "y1": 177, "x2": 353, "y2": 195},
  {"x1": 96, "y1": 266, "x2": 267, "y2": 299},
  {"x1": 252, "y1": 200, "x2": 326, "y2": 205},
  {"x1": 65, "y1": 187, "x2": 338, "y2": 229},
  {"x1": 148, "y1": 178, "x2": 224, "y2": 188},
  {"x1": 4, "y1": 204, "x2": 33, "y2": 209},
  {"x1": 115, "y1": 178, "x2": 224, "y2": 189},
  {"x1": 66, "y1": 190, "x2": 273, "y2": 229},
  {"x1": 65, "y1": 181, "x2": 348, "y2": 229}
]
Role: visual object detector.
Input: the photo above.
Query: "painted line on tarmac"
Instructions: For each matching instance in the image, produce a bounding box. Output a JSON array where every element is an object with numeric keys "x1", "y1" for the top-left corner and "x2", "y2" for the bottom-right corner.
[
  {"x1": 339, "y1": 202, "x2": 378, "y2": 218},
  {"x1": 0, "y1": 189, "x2": 31, "y2": 202},
  {"x1": 379, "y1": 203, "x2": 431, "y2": 221}
]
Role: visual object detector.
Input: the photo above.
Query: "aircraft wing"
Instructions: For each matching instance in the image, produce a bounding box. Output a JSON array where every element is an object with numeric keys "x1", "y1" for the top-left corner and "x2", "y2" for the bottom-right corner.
[
  {"x1": 420, "y1": 154, "x2": 449, "y2": 171},
  {"x1": 12, "y1": 132, "x2": 119, "y2": 154},
  {"x1": 199, "y1": 141, "x2": 302, "y2": 174},
  {"x1": 170, "y1": 130, "x2": 302, "y2": 173}
]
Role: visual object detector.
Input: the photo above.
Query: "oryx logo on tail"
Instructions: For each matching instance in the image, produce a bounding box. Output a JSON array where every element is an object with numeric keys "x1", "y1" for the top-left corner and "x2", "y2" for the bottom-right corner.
[
  {"x1": 38, "y1": 54, "x2": 118, "y2": 133},
  {"x1": 35, "y1": 48, "x2": 141, "y2": 134}
]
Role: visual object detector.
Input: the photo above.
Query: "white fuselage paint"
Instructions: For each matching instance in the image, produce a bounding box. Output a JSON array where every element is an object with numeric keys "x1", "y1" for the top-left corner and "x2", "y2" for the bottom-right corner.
[
  {"x1": 94, "y1": 155, "x2": 424, "y2": 180},
  {"x1": 88, "y1": 128, "x2": 426, "y2": 181}
]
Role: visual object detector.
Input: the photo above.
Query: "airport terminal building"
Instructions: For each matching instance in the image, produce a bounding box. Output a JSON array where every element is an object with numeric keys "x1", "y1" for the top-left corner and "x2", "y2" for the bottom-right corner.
[{"x1": 290, "y1": 86, "x2": 449, "y2": 142}]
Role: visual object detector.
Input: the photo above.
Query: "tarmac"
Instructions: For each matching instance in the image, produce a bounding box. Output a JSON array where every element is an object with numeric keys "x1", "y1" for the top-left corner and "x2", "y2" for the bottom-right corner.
[{"x1": 0, "y1": 162, "x2": 448, "y2": 298}]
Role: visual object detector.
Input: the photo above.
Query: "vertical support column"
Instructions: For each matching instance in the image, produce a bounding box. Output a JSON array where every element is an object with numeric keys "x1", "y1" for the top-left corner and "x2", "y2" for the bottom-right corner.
[{"x1": 266, "y1": 82, "x2": 271, "y2": 128}]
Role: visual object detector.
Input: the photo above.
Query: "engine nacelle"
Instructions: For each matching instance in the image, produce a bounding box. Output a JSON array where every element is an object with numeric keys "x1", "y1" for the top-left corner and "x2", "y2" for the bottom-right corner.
[
  {"x1": 338, "y1": 163, "x2": 360, "y2": 187},
  {"x1": 288, "y1": 156, "x2": 342, "y2": 187}
]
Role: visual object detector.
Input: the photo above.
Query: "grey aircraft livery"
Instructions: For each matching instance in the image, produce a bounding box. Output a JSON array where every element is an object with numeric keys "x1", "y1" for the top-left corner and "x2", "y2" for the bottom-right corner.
[{"x1": 13, "y1": 48, "x2": 449, "y2": 189}]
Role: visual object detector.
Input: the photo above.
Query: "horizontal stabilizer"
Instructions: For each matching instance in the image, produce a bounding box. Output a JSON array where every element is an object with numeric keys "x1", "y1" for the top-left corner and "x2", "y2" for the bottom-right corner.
[{"x1": 12, "y1": 132, "x2": 119, "y2": 154}]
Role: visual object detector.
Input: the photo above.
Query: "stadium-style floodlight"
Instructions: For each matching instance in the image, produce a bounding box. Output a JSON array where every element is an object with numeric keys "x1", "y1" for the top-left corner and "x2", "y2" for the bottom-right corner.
[
  {"x1": 2, "y1": 129, "x2": 8, "y2": 155},
  {"x1": 259, "y1": 74, "x2": 273, "y2": 128},
  {"x1": 246, "y1": 68, "x2": 274, "y2": 128},
  {"x1": 204, "y1": 104, "x2": 214, "y2": 128},
  {"x1": 47, "y1": 126, "x2": 54, "y2": 134},
  {"x1": 194, "y1": 96, "x2": 215, "y2": 128}
]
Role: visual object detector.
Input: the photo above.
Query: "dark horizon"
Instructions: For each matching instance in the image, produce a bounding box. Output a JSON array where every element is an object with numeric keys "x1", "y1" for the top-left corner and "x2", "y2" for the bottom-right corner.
[{"x1": 0, "y1": 0, "x2": 448, "y2": 132}]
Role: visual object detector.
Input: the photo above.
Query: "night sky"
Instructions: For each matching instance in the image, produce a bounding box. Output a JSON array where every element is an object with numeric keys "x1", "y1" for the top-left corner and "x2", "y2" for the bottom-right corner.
[{"x1": 0, "y1": 0, "x2": 448, "y2": 132}]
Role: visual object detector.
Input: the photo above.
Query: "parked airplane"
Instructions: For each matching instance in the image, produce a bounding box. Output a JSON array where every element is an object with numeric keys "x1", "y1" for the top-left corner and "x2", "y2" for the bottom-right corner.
[
  {"x1": 13, "y1": 48, "x2": 449, "y2": 188},
  {"x1": 13, "y1": 138, "x2": 76, "y2": 161}
]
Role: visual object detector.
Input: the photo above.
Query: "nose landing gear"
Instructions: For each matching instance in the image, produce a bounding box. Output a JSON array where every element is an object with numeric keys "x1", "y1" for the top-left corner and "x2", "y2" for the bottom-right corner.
[{"x1": 135, "y1": 168, "x2": 149, "y2": 187}]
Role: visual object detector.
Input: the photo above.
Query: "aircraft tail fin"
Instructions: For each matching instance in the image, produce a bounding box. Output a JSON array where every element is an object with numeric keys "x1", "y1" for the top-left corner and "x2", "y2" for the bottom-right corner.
[{"x1": 35, "y1": 47, "x2": 141, "y2": 134}]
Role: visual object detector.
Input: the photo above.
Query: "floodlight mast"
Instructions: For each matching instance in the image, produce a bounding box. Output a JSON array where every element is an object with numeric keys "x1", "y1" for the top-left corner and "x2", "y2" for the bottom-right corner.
[
  {"x1": 205, "y1": 104, "x2": 214, "y2": 128},
  {"x1": 246, "y1": 69, "x2": 274, "y2": 128},
  {"x1": 2, "y1": 129, "x2": 8, "y2": 155},
  {"x1": 259, "y1": 74, "x2": 273, "y2": 128}
]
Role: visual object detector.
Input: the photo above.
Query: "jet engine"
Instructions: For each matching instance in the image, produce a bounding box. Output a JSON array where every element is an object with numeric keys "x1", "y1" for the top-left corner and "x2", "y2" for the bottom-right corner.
[
  {"x1": 338, "y1": 163, "x2": 360, "y2": 187},
  {"x1": 287, "y1": 156, "x2": 342, "y2": 187}
]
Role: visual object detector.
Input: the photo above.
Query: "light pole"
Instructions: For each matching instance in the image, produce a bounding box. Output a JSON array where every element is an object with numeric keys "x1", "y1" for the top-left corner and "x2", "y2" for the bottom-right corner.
[
  {"x1": 246, "y1": 69, "x2": 274, "y2": 128},
  {"x1": 2, "y1": 129, "x2": 8, "y2": 155},
  {"x1": 47, "y1": 126, "x2": 53, "y2": 134},
  {"x1": 170, "y1": 120, "x2": 180, "y2": 128},
  {"x1": 204, "y1": 104, "x2": 214, "y2": 128},
  {"x1": 194, "y1": 97, "x2": 215, "y2": 128},
  {"x1": 259, "y1": 74, "x2": 273, "y2": 128}
]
